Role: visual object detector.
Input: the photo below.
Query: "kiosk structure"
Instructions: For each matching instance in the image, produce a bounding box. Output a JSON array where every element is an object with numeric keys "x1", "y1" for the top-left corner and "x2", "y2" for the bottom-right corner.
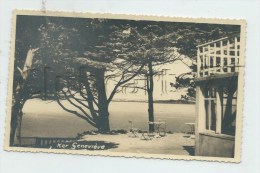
[{"x1": 195, "y1": 35, "x2": 241, "y2": 158}]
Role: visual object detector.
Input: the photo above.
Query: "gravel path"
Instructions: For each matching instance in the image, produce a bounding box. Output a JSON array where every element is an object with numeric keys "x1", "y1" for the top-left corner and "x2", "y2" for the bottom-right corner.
[{"x1": 80, "y1": 133, "x2": 195, "y2": 156}]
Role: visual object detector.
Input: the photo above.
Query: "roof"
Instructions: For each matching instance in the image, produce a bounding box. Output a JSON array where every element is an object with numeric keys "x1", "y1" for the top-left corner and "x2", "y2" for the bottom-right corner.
[{"x1": 194, "y1": 72, "x2": 238, "y2": 84}]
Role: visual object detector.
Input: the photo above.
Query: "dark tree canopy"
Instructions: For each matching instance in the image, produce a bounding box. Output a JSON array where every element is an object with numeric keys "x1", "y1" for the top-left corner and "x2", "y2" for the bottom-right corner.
[{"x1": 13, "y1": 15, "x2": 241, "y2": 113}]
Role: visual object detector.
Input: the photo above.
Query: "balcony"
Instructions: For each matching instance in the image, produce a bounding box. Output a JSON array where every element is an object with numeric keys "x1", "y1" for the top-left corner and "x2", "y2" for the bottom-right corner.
[{"x1": 197, "y1": 35, "x2": 240, "y2": 78}]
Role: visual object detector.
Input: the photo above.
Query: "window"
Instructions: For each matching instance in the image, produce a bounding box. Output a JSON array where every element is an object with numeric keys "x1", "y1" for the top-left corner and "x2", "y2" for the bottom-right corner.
[
  {"x1": 204, "y1": 87, "x2": 216, "y2": 131},
  {"x1": 203, "y1": 85, "x2": 237, "y2": 136}
]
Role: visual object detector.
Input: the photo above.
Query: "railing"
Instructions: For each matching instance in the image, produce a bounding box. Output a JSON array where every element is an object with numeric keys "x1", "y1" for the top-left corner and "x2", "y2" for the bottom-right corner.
[
  {"x1": 197, "y1": 35, "x2": 240, "y2": 78},
  {"x1": 19, "y1": 137, "x2": 77, "y2": 148}
]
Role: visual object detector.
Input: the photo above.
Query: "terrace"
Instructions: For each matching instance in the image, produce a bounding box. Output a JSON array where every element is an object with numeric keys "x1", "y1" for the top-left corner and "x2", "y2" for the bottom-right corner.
[{"x1": 195, "y1": 34, "x2": 241, "y2": 157}]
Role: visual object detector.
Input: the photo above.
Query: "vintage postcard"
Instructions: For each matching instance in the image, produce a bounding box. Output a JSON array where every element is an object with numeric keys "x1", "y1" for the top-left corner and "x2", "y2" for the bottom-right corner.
[{"x1": 5, "y1": 10, "x2": 246, "y2": 162}]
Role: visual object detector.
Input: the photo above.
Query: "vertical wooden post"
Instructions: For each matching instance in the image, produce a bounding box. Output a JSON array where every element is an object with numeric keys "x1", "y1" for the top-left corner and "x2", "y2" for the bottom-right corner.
[
  {"x1": 202, "y1": 47, "x2": 205, "y2": 77},
  {"x1": 196, "y1": 86, "x2": 206, "y2": 132},
  {"x1": 207, "y1": 45, "x2": 210, "y2": 75},
  {"x1": 197, "y1": 47, "x2": 201, "y2": 77},
  {"x1": 234, "y1": 37, "x2": 238, "y2": 72},
  {"x1": 216, "y1": 87, "x2": 222, "y2": 134},
  {"x1": 227, "y1": 39, "x2": 231, "y2": 72},
  {"x1": 220, "y1": 41, "x2": 224, "y2": 73},
  {"x1": 207, "y1": 98, "x2": 211, "y2": 130},
  {"x1": 195, "y1": 85, "x2": 205, "y2": 155},
  {"x1": 213, "y1": 43, "x2": 217, "y2": 73}
]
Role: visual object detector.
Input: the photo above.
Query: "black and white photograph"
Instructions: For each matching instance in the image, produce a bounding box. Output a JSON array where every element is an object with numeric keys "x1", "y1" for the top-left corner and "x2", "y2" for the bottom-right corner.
[{"x1": 5, "y1": 11, "x2": 245, "y2": 162}]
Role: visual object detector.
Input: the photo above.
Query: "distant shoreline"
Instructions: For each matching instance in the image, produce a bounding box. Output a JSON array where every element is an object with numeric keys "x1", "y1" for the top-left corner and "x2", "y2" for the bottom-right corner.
[
  {"x1": 112, "y1": 99, "x2": 195, "y2": 105},
  {"x1": 30, "y1": 98, "x2": 196, "y2": 105}
]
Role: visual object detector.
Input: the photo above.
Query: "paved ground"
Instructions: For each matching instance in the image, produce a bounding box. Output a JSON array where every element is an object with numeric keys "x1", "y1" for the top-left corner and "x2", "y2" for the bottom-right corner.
[{"x1": 80, "y1": 133, "x2": 195, "y2": 156}]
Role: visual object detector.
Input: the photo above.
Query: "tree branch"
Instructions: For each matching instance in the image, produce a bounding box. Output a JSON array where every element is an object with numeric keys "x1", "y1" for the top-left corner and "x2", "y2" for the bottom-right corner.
[
  {"x1": 107, "y1": 61, "x2": 147, "y2": 103},
  {"x1": 56, "y1": 92, "x2": 96, "y2": 127},
  {"x1": 60, "y1": 90, "x2": 97, "y2": 124}
]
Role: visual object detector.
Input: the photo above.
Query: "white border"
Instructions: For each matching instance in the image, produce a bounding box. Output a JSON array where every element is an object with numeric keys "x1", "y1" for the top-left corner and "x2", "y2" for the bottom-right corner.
[{"x1": 4, "y1": 9, "x2": 246, "y2": 163}]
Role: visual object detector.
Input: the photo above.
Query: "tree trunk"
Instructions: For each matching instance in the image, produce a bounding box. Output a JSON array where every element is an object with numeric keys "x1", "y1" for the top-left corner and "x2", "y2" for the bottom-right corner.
[
  {"x1": 95, "y1": 70, "x2": 110, "y2": 132},
  {"x1": 222, "y1": 85, "x2": 236, "y2": 133},
  {"x1": 10, "y1": 94, "x2": 27, "y2": 146},
  {"x1": 9, "y1": 48, "x2": 38, "y2": 146},
  {"x1": 147, "y1": 59, "x2": 155, "y2": 132},
  {"x1": 82, "y1": 70, "x2": 98, "y2": 122},
  {"x1": 10, "y1": 101, "x2": 22, "y2": 146}
]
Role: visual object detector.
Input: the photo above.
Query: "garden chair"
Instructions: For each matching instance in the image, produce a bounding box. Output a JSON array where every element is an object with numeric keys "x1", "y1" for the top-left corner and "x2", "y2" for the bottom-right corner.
[
  {"x1": 128, "y1": 121, "x2": 139, "y2": 138},
  {"x1": 140, "y1": 130, "x2": 154, "y2": 140}
]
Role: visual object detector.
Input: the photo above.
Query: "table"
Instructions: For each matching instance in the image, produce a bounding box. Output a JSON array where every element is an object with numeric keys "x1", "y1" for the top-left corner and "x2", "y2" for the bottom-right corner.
[
  {"x1": 185, "y1": 123, "x2": 195, "y2": 135},
  {"x1": 149, "y1": 121, "x2": 167, "y2": 136}
]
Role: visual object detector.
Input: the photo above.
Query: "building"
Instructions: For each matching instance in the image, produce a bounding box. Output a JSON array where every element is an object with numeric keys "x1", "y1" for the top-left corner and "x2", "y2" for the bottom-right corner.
[
  {"x1": 195, "y1": 35, "x2": 241, "y2": 157},
  {"x1": 106, "y1": 57, "x2": 193, "y2": 101}
]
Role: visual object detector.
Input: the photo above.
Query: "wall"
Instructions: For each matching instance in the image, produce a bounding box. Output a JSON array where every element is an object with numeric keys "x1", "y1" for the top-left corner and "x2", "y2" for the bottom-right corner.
[
  {"x1": 196, "y1": 132, "x2": 235, "y2": 158},
  {"x1": 106, "y1": 58, "x2": 192, "y2": 101}
]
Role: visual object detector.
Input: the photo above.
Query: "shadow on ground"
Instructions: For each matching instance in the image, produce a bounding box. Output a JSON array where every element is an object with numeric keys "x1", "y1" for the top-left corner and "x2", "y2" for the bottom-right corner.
[
  {"x1": 182, "y1": 135, "x2": 191, "y2": 138},
  {"x1": 183, "y1": 146, "x2": 195, "y2": 156}
]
